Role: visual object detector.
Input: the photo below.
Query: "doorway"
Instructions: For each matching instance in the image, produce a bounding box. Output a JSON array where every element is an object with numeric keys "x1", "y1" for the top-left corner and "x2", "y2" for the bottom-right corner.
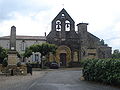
[
  {"x1": 56, "y1": 45, "x2": 71, "y2": 67},
  {"x1": 60, "y1": 53, "x2": 66, "y2": 67}
]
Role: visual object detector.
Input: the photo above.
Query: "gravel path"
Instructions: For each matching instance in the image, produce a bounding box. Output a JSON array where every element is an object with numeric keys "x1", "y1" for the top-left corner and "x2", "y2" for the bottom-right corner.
[{"x1": 0, "y1": 71, "x2": 46, "y2": 88}]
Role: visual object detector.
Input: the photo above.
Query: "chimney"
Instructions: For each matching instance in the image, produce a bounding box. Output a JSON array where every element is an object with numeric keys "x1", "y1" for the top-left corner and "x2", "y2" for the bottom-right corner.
[{"x1": 77, "y1": 23, "x2": 88, "y2": 34}]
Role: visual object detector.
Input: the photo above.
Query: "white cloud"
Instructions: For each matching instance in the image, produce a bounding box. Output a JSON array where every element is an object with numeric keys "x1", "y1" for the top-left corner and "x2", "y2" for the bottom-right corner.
[
  {"x1": 0, "y1": 12, "x2": 50, "y2": 36},
  {"x1": 109, "y1": 39, "x2": 120, "y2": 50},
  {"x1": 0, "y1": 0, "x2": 120, "y2": 50}
]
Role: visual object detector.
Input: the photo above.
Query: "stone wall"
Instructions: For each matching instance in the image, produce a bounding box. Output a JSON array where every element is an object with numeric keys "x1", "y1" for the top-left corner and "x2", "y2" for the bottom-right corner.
[{"x1": 0, "y1": 64, "x2": 2, "y2": 72}]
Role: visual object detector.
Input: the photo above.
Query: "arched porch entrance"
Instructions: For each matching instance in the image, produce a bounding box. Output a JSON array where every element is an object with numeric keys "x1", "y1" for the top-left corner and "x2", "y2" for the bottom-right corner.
[{"x1": 56, "y1": 45, "x2": 71, "y2": 67}]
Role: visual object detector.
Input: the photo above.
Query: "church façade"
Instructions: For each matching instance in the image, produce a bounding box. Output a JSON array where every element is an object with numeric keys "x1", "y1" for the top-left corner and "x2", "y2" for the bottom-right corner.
[{"x1": 46, "y1": 8, "x2": 112, "y2": 67}]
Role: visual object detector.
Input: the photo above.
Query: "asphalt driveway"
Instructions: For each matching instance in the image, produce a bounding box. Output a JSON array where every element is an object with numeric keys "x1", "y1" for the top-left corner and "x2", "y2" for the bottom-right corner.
[
  {"x1": 29, "y1": 69, "x2": 119, "y2": 90},
  {"x1": 0, "y1": 68, "x2": 119, "y2": 90}
]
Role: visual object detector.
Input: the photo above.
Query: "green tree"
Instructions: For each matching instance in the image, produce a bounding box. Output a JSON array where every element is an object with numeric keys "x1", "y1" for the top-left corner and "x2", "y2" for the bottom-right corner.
[
  {"x1": 0, "y1": 46, "x2": 8, "y2": 64},
  {"x1": 24, "y1": 43, "x2": 57, "y2": 68},
  {"x1": 112, "y1": 49, "x2": 120, "y2": 59},
  {"x1": 100, "y1": 39, "x2": 105, "y2": 45},
  {"x1": 24, "y1": 47, "x2": 33, "y2": 58},
  {"x1": 2, "y1": 58, "x2": 8, "y2": 67}
]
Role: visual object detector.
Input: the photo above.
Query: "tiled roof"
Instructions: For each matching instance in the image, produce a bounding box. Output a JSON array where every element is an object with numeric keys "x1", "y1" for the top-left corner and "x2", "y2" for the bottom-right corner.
[{"x1": 0, "y1": 35, "x2": 46, "y2": 40}]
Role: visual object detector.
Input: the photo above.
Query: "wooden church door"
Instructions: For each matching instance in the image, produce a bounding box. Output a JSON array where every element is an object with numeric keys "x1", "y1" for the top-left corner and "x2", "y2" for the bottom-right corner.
[{"x1": 60, "y1": 53, "x2": 66, "y2": 67}]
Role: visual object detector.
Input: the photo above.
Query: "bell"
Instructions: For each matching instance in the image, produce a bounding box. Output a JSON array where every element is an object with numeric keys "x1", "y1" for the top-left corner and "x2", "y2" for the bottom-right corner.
[
  {"x1": 57, "y1": 25, "x2": 60, "y2": 30},
  {"x1": 66, "y1": 23, "x2": 69, "y2": 28}
]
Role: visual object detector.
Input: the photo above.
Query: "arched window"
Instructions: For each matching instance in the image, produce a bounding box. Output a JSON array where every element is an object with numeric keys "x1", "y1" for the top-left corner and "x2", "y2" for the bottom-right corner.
[{"x1": 65, "y1": 20, "x2": 70, "y2": 31}]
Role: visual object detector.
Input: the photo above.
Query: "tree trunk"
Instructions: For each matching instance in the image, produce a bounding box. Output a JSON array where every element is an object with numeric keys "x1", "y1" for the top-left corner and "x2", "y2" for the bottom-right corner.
[{"x1": 41, "y1": 55, "x2": 43, "y2": 69}]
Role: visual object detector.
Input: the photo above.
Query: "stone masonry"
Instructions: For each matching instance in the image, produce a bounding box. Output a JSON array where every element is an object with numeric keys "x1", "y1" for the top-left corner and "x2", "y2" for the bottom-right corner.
[{"x1": 47, "y1": 8, "x2": 112, "y2": 67}]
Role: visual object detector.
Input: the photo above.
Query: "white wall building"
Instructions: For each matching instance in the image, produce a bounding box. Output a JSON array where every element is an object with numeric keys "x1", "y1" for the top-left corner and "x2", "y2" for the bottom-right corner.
[{"x1": 0, "y1": 35, "x2": 46, "y2": 63}]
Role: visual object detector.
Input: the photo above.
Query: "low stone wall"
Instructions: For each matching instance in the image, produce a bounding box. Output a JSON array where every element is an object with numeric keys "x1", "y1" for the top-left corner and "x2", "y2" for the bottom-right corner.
[
  {"x1": 0, "y1": 64, "x2": 2, "y2": 72},
  {"x1": 19, "y1": 65, "x2": 27, "y2": 75},
  {"x1": 1, "y1": 65, "x2": 27, "y2": 76}
]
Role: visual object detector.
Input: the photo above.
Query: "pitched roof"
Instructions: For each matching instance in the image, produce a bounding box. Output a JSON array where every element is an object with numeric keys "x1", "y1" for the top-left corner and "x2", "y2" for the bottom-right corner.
[
  {"x1": 52, "y1": 8, "x2": 74, "y2": 23},
  {"x1": 88, "y1": 32, "x2": 100, "y2": 40},
  {"x1": 0, "y1": 35, "x2": 46, "y2": 40}
]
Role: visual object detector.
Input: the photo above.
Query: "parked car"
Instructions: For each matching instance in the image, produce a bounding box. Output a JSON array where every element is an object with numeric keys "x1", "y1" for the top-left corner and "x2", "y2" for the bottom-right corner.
[{"x1": 50, "y1": 61, "x2": 59, "y2": 69}]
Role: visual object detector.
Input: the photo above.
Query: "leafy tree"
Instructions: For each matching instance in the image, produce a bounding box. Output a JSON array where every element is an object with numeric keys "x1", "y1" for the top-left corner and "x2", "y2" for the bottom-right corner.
[
  {"x1": 2, "y1": 58, "x2": 8, "y2": 67},
  {"x1": 112, "y1": 49, "x2": 120, "y2": 59},
  {"x1": 113, "y1": 49, "x2": 119, "y2": 53},
  {"x1": 24, "y1": 47, "x2": 33, "y2": 58},
  {"x1": 100, "y1": 39, "x2": 105, "y2": 45},
  {"x1": 0, "y1": 46, "x2": 8, "y2": 64},
  {"x1": 24, "y1": 43, "x2": 57, "y2": 68},
  {"x1": 17, "y1": 52, "x2": 21, "y2": 58}
]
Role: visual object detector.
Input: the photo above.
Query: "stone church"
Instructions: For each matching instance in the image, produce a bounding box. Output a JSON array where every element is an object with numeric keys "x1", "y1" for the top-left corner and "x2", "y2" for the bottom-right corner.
[{"x1": 47, "y1": 8, "x2": 112, "y2": 67}]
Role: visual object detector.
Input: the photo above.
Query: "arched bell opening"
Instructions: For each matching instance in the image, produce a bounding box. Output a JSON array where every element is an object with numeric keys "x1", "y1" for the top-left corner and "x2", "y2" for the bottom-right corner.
[
  {"x1": 56, "y1": 20, "x2": 61, "y2": 31},
  {"x1": 65, "y1": 20, "x2": 70, "y2": 31}
]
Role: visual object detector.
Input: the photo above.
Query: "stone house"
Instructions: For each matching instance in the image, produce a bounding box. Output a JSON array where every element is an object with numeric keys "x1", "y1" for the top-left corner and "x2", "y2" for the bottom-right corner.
[{"x1": 0, "y1": 35, "x2": 46, "y2": 63}]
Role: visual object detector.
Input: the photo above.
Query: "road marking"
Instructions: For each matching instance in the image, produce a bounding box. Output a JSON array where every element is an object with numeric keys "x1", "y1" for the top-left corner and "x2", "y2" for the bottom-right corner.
[{"x1": 28, "y1": 81, "x2": 37, "y2": 90}]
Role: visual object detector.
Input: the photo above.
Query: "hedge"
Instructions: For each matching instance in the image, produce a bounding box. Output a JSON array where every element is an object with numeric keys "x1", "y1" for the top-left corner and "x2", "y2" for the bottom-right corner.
[{"x1": 82, "y1": 59, "x2": 120, "y2": 85}]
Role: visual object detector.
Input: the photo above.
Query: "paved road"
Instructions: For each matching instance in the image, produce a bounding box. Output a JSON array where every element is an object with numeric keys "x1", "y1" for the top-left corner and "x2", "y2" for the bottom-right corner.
[{"x1": 1, "y1": 69, "x2": 119, "y2": 90}]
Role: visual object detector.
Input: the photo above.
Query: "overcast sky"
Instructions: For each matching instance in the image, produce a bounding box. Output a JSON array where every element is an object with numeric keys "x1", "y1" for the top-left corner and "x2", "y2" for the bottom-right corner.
[{"x1": 0, "y1": 0, "x2": 120, "y2": 51}]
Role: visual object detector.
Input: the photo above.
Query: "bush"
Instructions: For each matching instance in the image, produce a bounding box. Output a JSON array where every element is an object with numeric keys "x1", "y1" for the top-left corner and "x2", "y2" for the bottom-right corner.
[
  {"x1": 30, "y1": 63, "x2": 41, "y2": 68},
  {"x1": 0, "y1": 46, "x2": 8, "y2": 64},
  {"x1": 2, "y1": 58, "x2": 8, "y2": 67},
  {"x1": 17, "y1": 62, "x2": 21, "y2": 67},
  {"x1": 82, "y1": 59, "x2": 120, "y2": 85}
]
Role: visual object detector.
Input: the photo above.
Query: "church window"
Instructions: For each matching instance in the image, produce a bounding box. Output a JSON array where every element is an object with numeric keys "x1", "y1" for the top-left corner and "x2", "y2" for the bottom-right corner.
[
  {"x1": 61, "y1": 13, "x2": 65, "y2": 19},
  {"x1": 73, "y1": 51, "x2": 78, "y2": 61},
  {"x1": 65, "y1": 20, "x2": 70, "y2": 31},
  {"x1": 56, "y1": 20, "x2": 61, "y2": 31},
  {"x1": 62, "y1": 13, "x2": 65, "y2": 16}
]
